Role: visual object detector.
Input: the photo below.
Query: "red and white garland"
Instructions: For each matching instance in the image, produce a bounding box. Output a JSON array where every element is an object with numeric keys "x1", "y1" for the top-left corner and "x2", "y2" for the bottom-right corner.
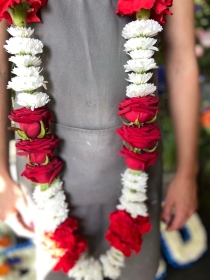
[{"x1": 1, "y1": 1, "x2": 172, "y2": 279}]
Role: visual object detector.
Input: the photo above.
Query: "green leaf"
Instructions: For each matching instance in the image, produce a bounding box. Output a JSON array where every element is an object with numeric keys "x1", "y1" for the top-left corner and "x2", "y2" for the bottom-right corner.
[
  {"x1": 37, "y1": 121, "x2": 46, "y2": 139},
  {"x1": 16, "y1": 130, "x2": 30, "y2": 140},
  {"x1": 8, "y1": 3, "x2": 31, "y2": 27}
]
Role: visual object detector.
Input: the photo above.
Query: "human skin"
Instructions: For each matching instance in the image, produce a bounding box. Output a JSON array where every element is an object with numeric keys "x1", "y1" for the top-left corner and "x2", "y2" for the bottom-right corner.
[{"x1": 0, "y1": 0, "x2": 198, "y2": 233}]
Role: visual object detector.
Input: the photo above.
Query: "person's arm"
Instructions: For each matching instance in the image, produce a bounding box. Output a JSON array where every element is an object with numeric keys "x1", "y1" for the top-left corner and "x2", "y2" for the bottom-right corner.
[
  {"x1": 0, "y1": 20, "x2": 33, "y2": 237},
  {"x1": 161, "y1": 0, "x2": 199, "y2": 231}
]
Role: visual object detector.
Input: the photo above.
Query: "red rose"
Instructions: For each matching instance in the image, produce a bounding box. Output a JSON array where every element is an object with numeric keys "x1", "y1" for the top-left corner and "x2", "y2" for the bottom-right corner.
[
  {"x1": 116, "y1": 0, "x2": 155, "y2": 17},
  {"x1": 118, "y1": 96, "x2": 159, "y2": 124},
  {"x1": 0, "y1": 0, "x2": 47, "y2": 25},
  {"x1": 151, "y1": 0, "x2": 173, "y2": 24},
  {"x1": 9, "y1": 107, "x2": 52, "y2": 139},
  {"x1": 16, "y1": 134, "x2": 60, "y2": 165},
  {"x1": 21, "y1": 157, "x2": 63, "y2": 184},
  {"x1": 117, "y1": 124, "x2": 161, "y2": 150},
  {"x1": 119, "y1": 146, "x2": 159, "y2": 170},
  {"x1": 46, "y1": 218, "x2": 87, "y2": 273},
  {"x1": 106, "y1": 210, "x2": 151, "y2": 257}
]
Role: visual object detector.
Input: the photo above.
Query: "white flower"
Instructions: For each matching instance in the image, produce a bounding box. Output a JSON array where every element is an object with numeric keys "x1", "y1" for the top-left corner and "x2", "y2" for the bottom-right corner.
[
  {"x1": 68, "y1": 255, "x2": 103, "y2": 280},
  {"x1": 12, "y1": 66, "x2": 42, "y2": 77},
  {"x1": 122, "y1": 19, "x2": 163, "y2": 39},
  {"x1": 124, "y1": 37, "x2": 158, "y2": 52},
  {"x1": 124, "y1": 58, "x2": 157, "y2": 73},
  {"x1": 7, "y1": 26, "x2": 34, "y2": 38},
  {"x1": 117, "y1": 198, "x2": 148, "y2": 218},
  {"x1": 100, "y1": 248, "x2": 124, "y2": 280},
  {"x1": 126, "y1": 83, "x2": 156, "y2": 98},
  {"x1": 4, "y1": 37, "x2": 43, "y2": 55},
  {"x1": 9, "y1": 55, "x2": 42, "y2": 67},
  {"x1": 126, "y1": 72, "x2": 153, "y2": 84},
  {"x1": 121, "y1": 169, "x2": 148, "y2": 193},
  {"x1": 129, "y1": 49, "x2": 154, "y2": 59},
  {"x1": 7, "y1": 75, "x2": 47, "y2": 91},
  {"x1": 17, "y1": 92, "x2": 50, "y2": 110},
  {"x1": 121, "y1": 188, "x2": 147, "y2": 202}
]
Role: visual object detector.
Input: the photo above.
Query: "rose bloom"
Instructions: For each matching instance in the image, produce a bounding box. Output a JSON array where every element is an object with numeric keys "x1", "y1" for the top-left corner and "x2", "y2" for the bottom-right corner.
[
  {"x1": 119, "y1": 146, "x2": 159, "y2": 171},
  {"x1": 0, "y1": 0, "x2": 48, "y2": 24},
  {"x1": 106, "y1": 210, "x2": 151, "y2": 257},
  {"x1": 118, "y1": 96, "x2": 159, "y2": 124},
  {"x1": 9, "y1": 107, "x2": 52, "y2": 139},
  {"x1": 116, "y1": 0, "x2": 173, "y2": 24},
  {"x1": 16, "y1": 134, "x2": 60, "y2": 165},
  {"x1": 21, "y1": 157, "x2": 63, "y2": 184},
  {"x1": 117, "y1": 123, "x2": 161, "y2": 150}
]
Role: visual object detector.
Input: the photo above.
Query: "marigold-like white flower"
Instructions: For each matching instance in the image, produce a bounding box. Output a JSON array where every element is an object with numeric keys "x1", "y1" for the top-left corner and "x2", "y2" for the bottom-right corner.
[
  {"x1": 129, "y1": 49, "x2": 154, "y2": 59},
  {"x1": 12, "y1": 66, "x2": 42, "y2": 77},
  {"x1": 4, "y1": 37, "x2": 43, "y2": 55},
  {"x1": 121, "y1": 188, "x2": 147, "y2": 202},
  {"x1": 68, "y1": 255, "x2": 103, "y2": 280},
  {"x1": 100, "y1": 248, "x2": 125, "y2": 280},
  {"x1": 33, "y1": 180, "x2": 63, "y2": 208},
  {"x1": 17, "y1": 92, "x2": 50, "y2": 110},
  {"x1": 126, "y1": 72, "x2": 153, "y2": 84},
  {"x1": 9, "y1": 55, "x2": 42, "y2": 67},
  {"x1": 126, "y1": 83, "x2": 156, "y2": 98},
  {"x1": 7, "y1": 26, "x2": 34, "y2": 37},
  {"x1": 121, "y1": 169, "x2": 148, "y2": 193},
  {"x1": 124, "y1": 37, "x2": 158, "y2": 52},
  {"x1": 7, "y1": 75, "x2": 47, "y2": 91},
  {"x1": 124, "y1": 58, "x2": 157, "y2": 73},
  {"x1": 122, "y1": 19, "x2": 163, "y2": 39},
  {"x1": 117, "y1": 198, "x2": 148, "y2": 218}
]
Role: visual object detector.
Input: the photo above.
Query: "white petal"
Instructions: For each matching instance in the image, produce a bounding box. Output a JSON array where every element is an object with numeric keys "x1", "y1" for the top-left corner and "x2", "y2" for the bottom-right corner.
[
  {"x1": 122, "y1": 19, "x2": 163, "y2": 39},
  {"x1": 124, "y1": 58, "x2": 157, "y2": 73},
  {"x1": 129, "y1": 49, "x2": 154, "y2": 59},
  {"x1": 12, "y1": 66, "x2": 42, "y2": 77},
  {"x1": 124, "y1": 37, "x2": 158, "y2": 52},
  {"x1": 9, "y1": 55, "x2": 42, "y2": 67},
  {"x1": 121, "y1": 169, "x2": 148, "y2": 193},
  {"x1": 126, "y1": 73, "x2": 153, "y2": 84},
  {"x1": 8, "y1": 75, "x2": 47, "y2": 91},
  {"x1": 17, "y1": 92, "x2": 50, "y2": 110},
  {"x1": 117, "y1": 198, "x2": 148, "y2": 218},
  {"x1": 126, "y1": 83, "x2": 156, "y2": 98},
  {"x1": 7, "y1": 26, "x2": 34, "y2": 37},
  {"x1": 121, "y1": 188, "x2": 147, "y2": 202},
  {"x1": 68, "y1": 255, "x2": 103, "y2": 280},
  {"x1": 4, "y1": 37, "x2": 43, "y2": 55}
]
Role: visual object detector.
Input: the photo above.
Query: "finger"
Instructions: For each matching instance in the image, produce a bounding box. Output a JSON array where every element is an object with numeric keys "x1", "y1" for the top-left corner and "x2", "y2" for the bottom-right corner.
[
  {"x1": 5, "y1": 213, "x2": 35, "y2": 239},
  {"x1": 167, "y1": 208, "x2": 188, "y2": 231},
  {"x1": 16, "y1": 196, "x2": 34, "y2": 229},
  {"x1": 161, "y1": 200, "x2": 174, "y2": 224}
]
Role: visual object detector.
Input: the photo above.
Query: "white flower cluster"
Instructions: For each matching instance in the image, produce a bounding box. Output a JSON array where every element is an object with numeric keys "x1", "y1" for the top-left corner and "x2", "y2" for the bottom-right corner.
[
  {"x1": 123, "y1": 19, "x2": 162, "y2": 98},
  {"x1": 100, "y1": 248, "x2": 125, "y2": 280},
  {"x1": 68, "y1": 254, "x2": 103, "y2": 280},
  {"x1": 5, "y1": 26, "x2": 50, "y2": 110},
  {"x1": 117, "y1": 169, "x2": 149, "y2": 218},
  {"x1": 33, "y1": 180, "x2": 69, "y2": 232}
]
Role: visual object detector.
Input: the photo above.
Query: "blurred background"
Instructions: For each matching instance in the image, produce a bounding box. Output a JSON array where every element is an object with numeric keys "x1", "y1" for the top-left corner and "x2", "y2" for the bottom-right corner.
[{"x1": 2, "y1": 1, "x2": 210, "y2": 279}]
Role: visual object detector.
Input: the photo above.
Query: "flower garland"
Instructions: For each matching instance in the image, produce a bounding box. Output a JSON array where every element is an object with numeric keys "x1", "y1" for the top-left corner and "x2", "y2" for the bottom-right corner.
[{"x1": 0, "y1": 0, "x2": 173, "y2": 279}]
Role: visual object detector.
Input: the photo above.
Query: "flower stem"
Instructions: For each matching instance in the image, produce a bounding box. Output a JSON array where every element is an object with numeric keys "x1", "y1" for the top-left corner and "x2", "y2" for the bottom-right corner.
[
  {"x1": 8, "y1": 3, "x2": 31, "y2": 27},
  {"x1": 136, "y1": 9, "x2": 151, "y2": 21}
]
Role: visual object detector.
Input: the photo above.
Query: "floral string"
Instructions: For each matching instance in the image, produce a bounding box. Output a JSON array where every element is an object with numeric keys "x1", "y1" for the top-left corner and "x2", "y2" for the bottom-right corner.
[{"x1": 0, "y1": 1, "x2": 172, "y2": 279}]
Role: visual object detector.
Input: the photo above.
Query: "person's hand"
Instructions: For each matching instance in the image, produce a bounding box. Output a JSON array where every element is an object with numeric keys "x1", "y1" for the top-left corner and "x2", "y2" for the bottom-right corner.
[
  {"x1": 161, "y1": 173, "x2": 198, "y2": 231},
  {"x1": 0, "y1": 174, "x2": 34, "y2": 238}
]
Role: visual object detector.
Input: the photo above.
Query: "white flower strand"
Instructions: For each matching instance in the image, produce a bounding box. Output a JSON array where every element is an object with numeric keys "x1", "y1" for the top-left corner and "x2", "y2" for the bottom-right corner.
[
  {"x1": 126, "y1": 73, "x2": 153, "y2": 84},
  {"x1": 121, "y1": 169, "x2": 148, "y2": 193},
  {"x1": 124, "y1": 58, "x2": 157, "y2": 73},
  {"x1": 7, "y1": 26, "x2": 34, "y2": 37},
  {"x1": 129, "y1": 49, "x2": 154, "y2": 59},
  {"x1": 68, "y1": 255, "x2": 103, "y2": 280},
  {"x1": 12, "y1": 66, "x2": 42, "y2": 77},
  {"x1": 17, "y1": 92, "x2": 50, "y2": 110},
  {"x1": 122, "y1": 19, "x2": 163, "y2": 39},
  {"x1": 9, "y1": 55, "x2": 42, "y2": 67}
]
